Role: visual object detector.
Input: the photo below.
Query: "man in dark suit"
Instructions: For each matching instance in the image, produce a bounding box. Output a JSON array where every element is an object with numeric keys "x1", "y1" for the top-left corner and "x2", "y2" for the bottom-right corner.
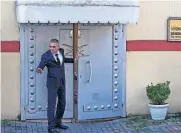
[{"x1": 36, "y1": 39, "x2": 76, "y2": 133}]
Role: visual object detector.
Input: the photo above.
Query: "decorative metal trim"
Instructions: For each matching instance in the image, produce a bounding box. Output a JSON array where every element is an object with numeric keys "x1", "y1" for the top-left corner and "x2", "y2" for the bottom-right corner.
[
  {"x1": 120, "y1": 24, "x2": 127, "y2": 117},
  {"x1": 62, "y1": 43, "x2": 88, "y2": 56},
  {"x1": 20, "y1": 24, "x2": 26, "y2": 120},
  {"x1": 61, "y1": 29, "x2": 89, "y2": 56},
  {"x1": 68, "y1": 30, "x2": 82, "y2": 39},
  {"x1": 83, "y1": 104, "x2": 114, "y2": 112},
  {"x1": 112, "y1": 24, "x2": 121, "y2": 111},
  {"x1": 27, "y1": 25, "x2": 36, "y2": 114}
]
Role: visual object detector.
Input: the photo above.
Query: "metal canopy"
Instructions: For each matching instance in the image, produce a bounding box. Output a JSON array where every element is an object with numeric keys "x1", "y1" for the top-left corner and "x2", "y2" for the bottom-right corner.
[{"x1": 15, "y1": 0, "x2": 139, "y2": 24}]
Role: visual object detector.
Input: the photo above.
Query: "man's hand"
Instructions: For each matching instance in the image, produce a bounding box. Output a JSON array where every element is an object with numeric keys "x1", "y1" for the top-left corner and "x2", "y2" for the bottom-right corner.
[{"x1": 36, "y1": 68, "x2": 43, "y2": 73}]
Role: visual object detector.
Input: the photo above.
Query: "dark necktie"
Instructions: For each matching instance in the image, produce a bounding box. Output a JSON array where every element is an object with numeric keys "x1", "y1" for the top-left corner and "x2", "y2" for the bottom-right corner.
[{"x1": 55, "y1": 54, "x2": 60, "y2": 65}]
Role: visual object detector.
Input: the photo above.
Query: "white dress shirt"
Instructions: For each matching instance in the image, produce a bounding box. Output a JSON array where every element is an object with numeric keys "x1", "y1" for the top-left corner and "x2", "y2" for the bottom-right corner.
[{"x1": 53, "y1": 51, "x2": 63, "y2": 65}]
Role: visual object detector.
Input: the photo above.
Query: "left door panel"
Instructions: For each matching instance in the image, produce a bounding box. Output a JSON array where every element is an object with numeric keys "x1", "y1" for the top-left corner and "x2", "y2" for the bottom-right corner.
[{"x1": 22, "y1": 25, "x2": 74, "y2": 119}]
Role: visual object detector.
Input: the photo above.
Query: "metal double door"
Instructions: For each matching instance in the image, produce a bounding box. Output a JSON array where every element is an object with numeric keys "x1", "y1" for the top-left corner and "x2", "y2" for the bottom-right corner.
[{"x1": 22, "y1": 24, "x2": 123, "y2": 120}]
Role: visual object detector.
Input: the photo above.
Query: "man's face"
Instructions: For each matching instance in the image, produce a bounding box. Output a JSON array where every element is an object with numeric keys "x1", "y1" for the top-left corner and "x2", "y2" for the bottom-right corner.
[{"x1": 49, "y1": 42, "x2": 59, "y2": 54}]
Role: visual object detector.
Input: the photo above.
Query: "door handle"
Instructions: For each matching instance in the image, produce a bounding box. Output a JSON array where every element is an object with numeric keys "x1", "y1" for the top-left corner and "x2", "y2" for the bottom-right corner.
[{"x1": 86, "y1": 61, "x2": 92, "y2": 83}]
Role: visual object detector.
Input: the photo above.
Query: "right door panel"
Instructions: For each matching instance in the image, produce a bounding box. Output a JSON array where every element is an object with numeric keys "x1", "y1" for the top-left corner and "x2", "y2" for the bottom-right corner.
[{"x1": 77, "y1": 25, "x2": 122, "y2": 120}]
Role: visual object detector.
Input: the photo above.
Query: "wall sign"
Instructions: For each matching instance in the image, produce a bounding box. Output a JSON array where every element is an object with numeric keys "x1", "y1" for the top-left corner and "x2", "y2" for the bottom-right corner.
[{"x1": 167, "y1": 17, "x2": 181, "y2": 42}]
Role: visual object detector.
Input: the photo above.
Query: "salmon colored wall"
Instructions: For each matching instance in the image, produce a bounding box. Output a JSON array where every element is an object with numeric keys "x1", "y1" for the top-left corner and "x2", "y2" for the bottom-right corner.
[
  {"x1": 126, "y1": 1, "x2": 181, "y2": 115},
  {"x1": 1, "y1": 1, "x2": 19, "y2": 41},
  {"x1": 127, "y1": 1, "x2": 181, "y2": 40},
  {"x1": 1, "y1": 1, "x2": 20, "y2": 120},
  {"x1": 1, "y1": 53, "x2": 20, "y2": 119},
  {"x1": 126, "y1": 52, "x2": 181, "y2": 115}
]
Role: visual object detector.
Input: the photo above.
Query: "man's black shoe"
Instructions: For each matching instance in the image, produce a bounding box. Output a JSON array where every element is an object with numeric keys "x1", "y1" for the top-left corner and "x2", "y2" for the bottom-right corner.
[
  {"x1": 55, "y1": 124, "x2": 69, "y2": 130},
  {"x1": 48, "y1": 128, "x2": 60, "y2": 133}
]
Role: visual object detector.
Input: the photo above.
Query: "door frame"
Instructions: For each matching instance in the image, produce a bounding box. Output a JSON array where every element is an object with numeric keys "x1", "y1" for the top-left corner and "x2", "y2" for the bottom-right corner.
[
  {"x1": 20, "y1": 24, "x2": 26, "y2": 120},
  {"x1": 119, "y1": 24, "x2": 127, "y2": 118}
]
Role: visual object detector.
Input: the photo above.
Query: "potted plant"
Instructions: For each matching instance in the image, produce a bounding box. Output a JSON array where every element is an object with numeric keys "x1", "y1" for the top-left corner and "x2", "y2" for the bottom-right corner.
[{"x1": 146, "y1": 81, "x2": 171, "y2": 120}]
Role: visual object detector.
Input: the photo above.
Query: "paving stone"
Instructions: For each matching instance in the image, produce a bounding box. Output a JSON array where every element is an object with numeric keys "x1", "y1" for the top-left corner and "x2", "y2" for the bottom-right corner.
[
  {"x1": 138, "y1": 127, "x2": 153, "y2": 133},
  {"x1": 167, "y1": 122, "x2": 179, "y2": 126},
  {"x1": 113, "y1": 129, "x2": 121, "y2": 132},
  {"x1": 112, "y1": 126, "x2": 120, "y2": 130},
  {"x1": 32, "y1": 131, "x2": 39, "y2": 133},
  {"x1": 160, "y1": 127, "x2": 171, "y2": 132},
  {"x1": 177, "y1": 126, "x2": 181, "y2": 130},
  {"x1": 103, "y1": 131, "x2": 114, "y2": 133},
  {"x1": 168, "y1": 127, "x2": 179, "y2": 132},
  {"x1": 21, "y1": 130, "x2": 29, "y2": 133},
  {"x1": 119, "y1": 128, "x2": 126, "y2": 132},
  {"x1": 86, "y1": 128, "x2": 92, "y2": 131},
  {"x1": 147, "y1": 125, "x2": 159, "y2": 132},
  {"x1": 172, "y1": 126, "x2": 181, "y2": 131},
  {"x1": 101, "y1": 127, "x2": 107, "y2": 131},
  {"x1": 105, "y1": 124, "x2": 110, "y2": 128},
  {"x1": 15, "y1": 130, "x2": 23, "y2": 133},
  {"x1": 112, "y1": 119, "x2": 121, "y2": 124},
  {"x1": 91, "y1": 128, "x2": 101, "y2": 131},
  {"x1": 131, "y1": 131, "x2": 140, "y2": 133},
  {"x1": 81, "y1": 128, "x2": 87, "y2": 132}
]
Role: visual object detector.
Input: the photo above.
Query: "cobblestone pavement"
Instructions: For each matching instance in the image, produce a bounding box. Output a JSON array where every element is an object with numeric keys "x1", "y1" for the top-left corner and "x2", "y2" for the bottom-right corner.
[{"x1": 1, "y1": 115, "x2": 181, "y2": 133}]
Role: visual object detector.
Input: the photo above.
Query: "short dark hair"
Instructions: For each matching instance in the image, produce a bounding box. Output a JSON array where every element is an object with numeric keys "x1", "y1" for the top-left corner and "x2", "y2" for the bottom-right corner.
[{"x1": 50, "y1": 39, "x2": 59, "y2": 44}]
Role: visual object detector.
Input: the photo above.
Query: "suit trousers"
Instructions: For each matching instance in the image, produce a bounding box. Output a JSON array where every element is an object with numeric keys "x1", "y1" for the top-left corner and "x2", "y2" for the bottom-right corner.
[{"x1": 47, "y1": 85, "x2": 66, "y2": 129}]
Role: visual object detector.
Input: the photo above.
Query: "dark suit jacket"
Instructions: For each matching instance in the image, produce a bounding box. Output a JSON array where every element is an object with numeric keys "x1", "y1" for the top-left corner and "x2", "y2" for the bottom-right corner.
[{"x1": 37, "y1": 48, "x2": 74, "y2": 89}]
